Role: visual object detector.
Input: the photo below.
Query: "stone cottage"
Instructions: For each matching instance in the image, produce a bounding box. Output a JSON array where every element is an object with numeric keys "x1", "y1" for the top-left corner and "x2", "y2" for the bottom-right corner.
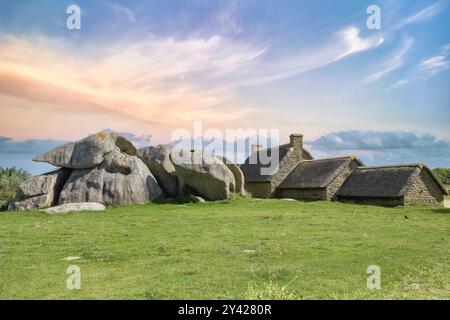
[
  {"x1": 276, "y1": 156, "x2": 363, "y2": 201},
  {"x1": 240, "y1": 134, "x2": 313, "y2": 198},
  {"x1": 337, "y1": 164, "x2": 448, "y2": 206}
]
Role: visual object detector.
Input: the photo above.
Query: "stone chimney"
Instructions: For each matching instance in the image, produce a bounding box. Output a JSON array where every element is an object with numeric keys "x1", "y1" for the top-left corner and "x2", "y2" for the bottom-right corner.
[
  {"x1": 289, "y1": 133, "x2": 303, "y2": 151},
  {"x1": 251, "y1": 144, "x2": 263, "y2": 154}
]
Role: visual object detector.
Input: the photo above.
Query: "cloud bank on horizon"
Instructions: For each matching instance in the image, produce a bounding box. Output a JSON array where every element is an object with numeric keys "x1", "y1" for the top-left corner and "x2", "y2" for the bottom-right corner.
[
  {"x1": 0, "y1": 0, "x2": 449, "y2": 171},
  {"x1": 1, "y1": 129, "x2": 449, "y2": 175},
  {"x1": 306, "y1": 130, "x2": 450, "y2": 170}
]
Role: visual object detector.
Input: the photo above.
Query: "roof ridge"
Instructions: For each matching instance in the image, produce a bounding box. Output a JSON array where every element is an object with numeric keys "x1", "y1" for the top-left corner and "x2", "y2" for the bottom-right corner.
[
  {"x1": 300, "y1": 155, "x2": 357, "y2": 163},
  {"x1": 356, "y1": 163, "x2": 426, "y2": 170}
]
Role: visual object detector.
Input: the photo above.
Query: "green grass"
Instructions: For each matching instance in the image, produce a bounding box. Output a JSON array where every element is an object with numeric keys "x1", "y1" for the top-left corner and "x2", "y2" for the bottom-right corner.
[{"x1": 0, "y1": 198, "x2": 449, "y2": 299}]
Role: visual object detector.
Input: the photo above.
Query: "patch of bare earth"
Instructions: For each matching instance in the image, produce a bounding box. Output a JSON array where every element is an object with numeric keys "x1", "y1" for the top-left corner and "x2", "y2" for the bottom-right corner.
[{"x1": 444, "y1": 200, "x2": 450, "y2": 208}]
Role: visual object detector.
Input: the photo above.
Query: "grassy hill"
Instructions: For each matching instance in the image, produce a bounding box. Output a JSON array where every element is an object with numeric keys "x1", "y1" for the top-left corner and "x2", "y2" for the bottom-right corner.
[{"x1": 0, "y1": 197, "x2": 449, "y2": 299}]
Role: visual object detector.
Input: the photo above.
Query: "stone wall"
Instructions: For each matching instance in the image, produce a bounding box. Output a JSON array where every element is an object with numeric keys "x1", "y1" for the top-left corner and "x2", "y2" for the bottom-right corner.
[
  {"x1": 277, "y1": 188, "x2": 326, "y2": 200},
  {"x1": 269, "y1": 148, "x2": 302, "y2": 196},
  {"x1": 245, "y1": 182, "x2": 272, "y2": 198},
  {"x1": 326, "y1": 160, "x2": 360, "y2": 201},
  {"x1": 404, "y1": 170, "x2": 444, "y2": 206}
]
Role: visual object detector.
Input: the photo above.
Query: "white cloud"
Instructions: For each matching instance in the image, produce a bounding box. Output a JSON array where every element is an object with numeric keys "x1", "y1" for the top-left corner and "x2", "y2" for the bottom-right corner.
[
  {"x1": 387, "y1": 43, "x2": 450, "y2": 89},
  {"x1": 306, "y1": 130, "x2": 450, "y2": 168},
  {"x1": 392, "y1": 2, "x2": 442, "y2": 30},
  {"x1": 235, "y1": 27, "x2": 384, "y2": 85},
  {"x1": 0, "y1": 24, "x2": 385, "y2": 138},
  {"x1": 0, "y1": 34, "x2": 264, "y2": 131},
  {"x1": 341, "y1": 27, "x2": 385, "y2": 55},
  {"x1": 386, "y1": 79, "x2": 409, "y2": 90},
  {"x1": 417, "y1": 53, "x2": 450, "y2": 77},
  {"x1": 365, "y1": 37, "x2": 413, "y2": 82}
]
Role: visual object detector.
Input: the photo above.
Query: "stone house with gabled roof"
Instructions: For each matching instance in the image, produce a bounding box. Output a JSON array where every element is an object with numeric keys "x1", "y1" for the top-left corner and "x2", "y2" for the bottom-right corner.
[
  {"x1": 276, "y1": 156, "x2": 364, "y2": 201},
  {"x1": 240, "y1": 134, "x2": 313, "y2": 198},
  {"x1": 337, "y1": 164, "x2": 448, "y2": 206}
]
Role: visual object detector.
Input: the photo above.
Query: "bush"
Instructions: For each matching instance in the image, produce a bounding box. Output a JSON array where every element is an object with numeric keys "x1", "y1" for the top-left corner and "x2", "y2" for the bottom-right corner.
[
  {"x1": 0, "y1": 167, "x2": 31, "y2": 205},
  {"x1": 433, "y1": 168, "x2": 450, "y2": 185}
]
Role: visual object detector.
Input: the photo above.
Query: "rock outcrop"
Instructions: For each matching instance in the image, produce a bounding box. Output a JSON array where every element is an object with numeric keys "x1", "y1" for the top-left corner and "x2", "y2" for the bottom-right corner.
[
  {"x1": 170, "y1": 150, "x2": 235, "y2": 200},
  {"x1": 137, "y1": 145, "x2": 179, "y2": 197},
  {"x1": 8, "y1": 168, "x2": 71, "y2": 211},
  {"x1": 33, "y1": 132, "x2": 137, "y2": 169},
  {"x1": 42, "y1": 202, "x2": 106, "y2": 214},
  {"x1": 217, "y1": 156, "x2": 246, "y2": 196},
  {"x1": 59, "y1": 151, "x2": 162, "y2": 205},
  {"x1": 9, "y1": 131, "x2": 247, "y2": 211}
]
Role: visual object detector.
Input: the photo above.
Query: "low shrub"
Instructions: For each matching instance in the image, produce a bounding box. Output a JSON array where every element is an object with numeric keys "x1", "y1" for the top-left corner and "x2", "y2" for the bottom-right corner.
[{"x1": 0, "y1": 167, "x2": 31, "y2": 206}]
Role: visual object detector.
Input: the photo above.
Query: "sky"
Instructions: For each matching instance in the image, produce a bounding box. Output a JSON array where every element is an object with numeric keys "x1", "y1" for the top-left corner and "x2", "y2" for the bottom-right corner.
[{"x1": 0, "y1": 0, "x2": 449, "y2": 174}]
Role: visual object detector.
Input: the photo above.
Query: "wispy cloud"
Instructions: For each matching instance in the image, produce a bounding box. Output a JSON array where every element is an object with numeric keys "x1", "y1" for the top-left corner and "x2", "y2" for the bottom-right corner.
[
  {"x1": 236, "y1": 27, "x2": 384, "y2": 85},
  {"x1": 417, "y1": 44, "x2": 450, "y2": 77},
  {"x1": 388, "y1": 43, "x2": 450, "y2": 89},
  {"x1": 0, "y1": 24, "x2": 385, "y2": 140},
  {"x1": 386, "y1": 79, "x2": 409, "y2": 90},
  {"x1": 108, "y1": 3, "x2": 136, "y2": 23},
  {"x1": 365, "y1": 37, "x2": 413, "y2": 82},
  {"x1": 392, "y1": 2, "x2": 443, "y2": 30},
  {"x1": 0, "y1": 34, "x2": 263, "y2": 139},
  {"x1": 216, "y1": 0, "x2": 242, "y2": 34}
]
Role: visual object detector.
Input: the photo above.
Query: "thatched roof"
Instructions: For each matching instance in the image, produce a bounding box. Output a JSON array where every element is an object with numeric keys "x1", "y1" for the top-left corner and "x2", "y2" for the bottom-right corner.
[
  {"x1": 240, "y1": 144, "x2": 313, "y2": 182},
  {"x1": 337, "y1": 164, "x2": 449, "y2": 198},
  {"x1": 278, "y1": 156, "x2": 363, "y2": 189}
]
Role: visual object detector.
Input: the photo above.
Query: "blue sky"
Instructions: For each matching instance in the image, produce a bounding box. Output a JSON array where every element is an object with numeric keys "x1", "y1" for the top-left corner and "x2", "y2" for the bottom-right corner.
[{"x1": 0, "y1": 0, "x2": 449, "y2": 173}]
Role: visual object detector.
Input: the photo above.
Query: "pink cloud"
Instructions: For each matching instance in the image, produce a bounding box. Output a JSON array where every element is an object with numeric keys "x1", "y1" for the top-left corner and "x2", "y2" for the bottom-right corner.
[{"x1": 0, "y1": 34, "x2": 258, "y2": 140}]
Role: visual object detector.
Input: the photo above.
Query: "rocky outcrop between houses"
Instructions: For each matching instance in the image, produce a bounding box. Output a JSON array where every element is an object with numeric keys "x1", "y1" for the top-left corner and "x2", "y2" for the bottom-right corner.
[
  {"x1": 170, "y1": 150, "x2": 236, "y2": 201},
  {"x1": 137, "y1": 145, "x2": 179, "y2": 197}
]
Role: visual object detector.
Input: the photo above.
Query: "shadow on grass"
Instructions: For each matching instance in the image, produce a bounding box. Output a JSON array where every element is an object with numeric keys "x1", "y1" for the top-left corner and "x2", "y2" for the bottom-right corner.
[
  {"x1": 152, "y1": 194, "x2": 199, "y2": 205},
  {"x1": 431, "y1": 208, "x2": 450, "y2": 214},
  {"x1": 152, "y1": 192, "x2": 250, "y2": 205}
]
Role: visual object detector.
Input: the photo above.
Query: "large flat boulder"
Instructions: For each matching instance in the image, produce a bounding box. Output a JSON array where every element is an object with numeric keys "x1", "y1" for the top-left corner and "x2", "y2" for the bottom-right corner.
[
  {"x1": 170, "y1": 150, "x2": 235, "y2": 200},
  {"x1": 217, "y1": 156, "x2": 246, "y2": 196},
  {"x1": 137, "y1": 145, "x2": 179, "y2": 197},
  {"x1": 33, "y1": 132, "x2": 137, "y2": 169},
  {"x1": 8, "y1": 168, "x2": 71, "y2": 211},
  {"x1": 59, "y1": 151, "x2": 162, "y2": 205},
  {"x1": 42, "y1": 202, "x2": 105, "y2": 214}
]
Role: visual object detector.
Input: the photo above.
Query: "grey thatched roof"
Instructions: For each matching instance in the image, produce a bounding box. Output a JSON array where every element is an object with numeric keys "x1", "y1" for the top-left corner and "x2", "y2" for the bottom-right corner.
[
  {"x1": 240, "y1": 144, "x2": 313, "y2": 182},
  {"x1": 337, "y1": 164, "x2": 449, "y2": 198},
  {"x1": 278, "y1": 156, "x2": 363, "y2": 189}
]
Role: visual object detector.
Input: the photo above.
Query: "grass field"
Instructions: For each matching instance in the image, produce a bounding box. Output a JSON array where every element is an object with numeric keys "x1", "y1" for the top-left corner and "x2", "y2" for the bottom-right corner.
[{"x1": 0, "y1": 197, "x2": 449, "y2": 300}]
